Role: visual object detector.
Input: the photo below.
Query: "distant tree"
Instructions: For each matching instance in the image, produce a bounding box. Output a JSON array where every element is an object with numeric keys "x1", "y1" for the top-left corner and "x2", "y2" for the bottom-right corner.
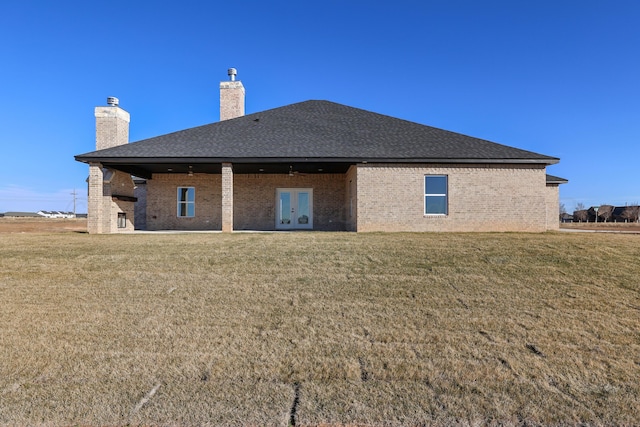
[
  {"x1": 575, "y1": 202, "x2": 586, "y2": 211},
  {"x1": 597, "y1": 205, "x2": 614, "y2": 223},
  {"x1": 621, "y1": 205, "x2": 640, "y2": 223},
  {"x1": 574, "y1": 209, "x2": 588, "y2": 222},
  {"x1": 559, "y1": 203, "x2": 567, "y2": 216}
]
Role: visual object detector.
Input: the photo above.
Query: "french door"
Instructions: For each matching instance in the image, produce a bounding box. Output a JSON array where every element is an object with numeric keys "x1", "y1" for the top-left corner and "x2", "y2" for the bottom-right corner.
[{"x1": 276, "y1": 188, "x2": 313, "y2": 230}]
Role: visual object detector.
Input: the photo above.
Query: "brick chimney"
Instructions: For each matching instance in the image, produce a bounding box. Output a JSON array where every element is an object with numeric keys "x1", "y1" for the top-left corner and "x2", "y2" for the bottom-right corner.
[
  {"x1": 95, "y1": 97, "x2": 130, "y2": 150},
  {"x1": 88, "y1": 97, "x2": 134, "y2": 235},
  {"x1": 219, "y1": 68, "x2": 245, "y2": 121}
]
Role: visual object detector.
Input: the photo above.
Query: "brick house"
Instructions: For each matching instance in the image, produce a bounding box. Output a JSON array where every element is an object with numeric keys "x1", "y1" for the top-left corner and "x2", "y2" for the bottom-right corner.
[{"x1": 75, "y1": 70, "x2": 566, "y2": 234}]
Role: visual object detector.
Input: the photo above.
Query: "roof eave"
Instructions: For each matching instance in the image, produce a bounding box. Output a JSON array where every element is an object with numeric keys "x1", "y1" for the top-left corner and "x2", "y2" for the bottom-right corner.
[
  {"x1": 75, "y1": 156, "x2": 559, "y2": 166},
  {"x1": 546, "y1": 177, "x2": 569, "y2": 184}
]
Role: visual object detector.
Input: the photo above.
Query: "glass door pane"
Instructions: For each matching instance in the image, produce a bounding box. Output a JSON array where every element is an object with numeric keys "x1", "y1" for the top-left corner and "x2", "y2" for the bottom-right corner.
[
  {"x1": 297, "y1": 192, "x2": 309, "y2": 225},
  {"x1": 279, "y1": 191, "x2": 291, "y2": 225},
  {"x1": 276, "y1": 188, "x2": 312, "y2": 230}
]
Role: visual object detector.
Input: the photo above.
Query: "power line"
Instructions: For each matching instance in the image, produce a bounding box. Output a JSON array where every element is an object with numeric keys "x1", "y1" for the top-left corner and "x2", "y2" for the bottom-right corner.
[{"x1": 71, "y1": 189, "x2": 78, "y2": 215}]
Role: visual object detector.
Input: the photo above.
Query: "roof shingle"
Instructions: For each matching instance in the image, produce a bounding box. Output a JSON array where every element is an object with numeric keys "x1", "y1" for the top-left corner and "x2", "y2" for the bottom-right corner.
[{"x1": 76, "y1": 100, "x2": 558, "y2": 164}]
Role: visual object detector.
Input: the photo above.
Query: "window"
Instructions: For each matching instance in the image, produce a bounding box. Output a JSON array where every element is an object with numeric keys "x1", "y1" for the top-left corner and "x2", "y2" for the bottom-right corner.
[
  {"x1": 177, "y1": 187, "x2": 195, "y2": 217},
  {"x1": 425, "y1": 175, "x2": 448, "y2": 215},
  {"x1": 117, "y1": 212, "x2": 126, "y2": 228}
]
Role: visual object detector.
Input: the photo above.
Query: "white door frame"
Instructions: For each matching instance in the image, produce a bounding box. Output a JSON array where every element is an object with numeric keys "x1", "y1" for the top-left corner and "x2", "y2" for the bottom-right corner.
[{"x1": 276, "y1": 188, "x2": 313, "y2": 230}]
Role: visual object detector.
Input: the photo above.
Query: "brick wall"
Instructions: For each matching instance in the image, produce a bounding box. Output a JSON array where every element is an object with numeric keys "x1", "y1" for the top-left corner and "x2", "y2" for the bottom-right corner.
[
  {"x1": 144, "y1": 173, "x2": 345, "y2": 231},
  {"x1": 108, "y1": 171, "x2": 135, "y2": 233},
  {"x1": 356, "y1": 163, "x2": 550, "y2": 232},
  {"x1": 345, "y1": 166, "x2": 358, "y2": 231},
  {"x1": 222, "y1": 163, "x2": 233, "y2": 232},
  {"x1": 94, "y1": 106, "x2": 129, "y2": 150},
  {"x1": 219, "y1": 81, "x2": 245, "y2": 121},
  {"x1": 88, "y1": 104, "x2": 131, "y2": 234},
  {"x1": 139, "y1": 165, "x2": 554, "y2": 232},
  {"x1": 146, "y1": 174, "x2": 222, "y2": 230},
  {"x1": 134, "y1": 180, "x2": 147, "y2": 230},
  {"x1": 88, "y1": 165, "x2": 135, "y2": 233},
  {"x1": 234, "y1": 173, "x2": 346, "y2": 230},
  {"x1": 545, "y1": 184, "x2": 560, "y2": 230},
  {"x1": 87, "y1": 163, "x2": 104, "y2": 234}
]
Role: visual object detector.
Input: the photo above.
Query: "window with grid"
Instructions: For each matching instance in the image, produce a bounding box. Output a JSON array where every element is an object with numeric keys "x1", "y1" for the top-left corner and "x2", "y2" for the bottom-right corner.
[
  {"x1": 424, "y1": 175, "x2": 448, "y2": 215},
  {"x1": 177, "y1": 187, "x2": 195, "y2": 217}
]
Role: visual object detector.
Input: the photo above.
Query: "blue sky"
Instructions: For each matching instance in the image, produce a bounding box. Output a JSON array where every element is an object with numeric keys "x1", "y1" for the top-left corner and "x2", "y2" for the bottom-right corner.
[{"x1": 1, "y1": 1, "x2": 638, "y2": 213}]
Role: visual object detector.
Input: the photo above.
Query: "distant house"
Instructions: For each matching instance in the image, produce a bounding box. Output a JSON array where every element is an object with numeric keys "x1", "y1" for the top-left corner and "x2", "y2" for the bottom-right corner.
[
  {"x1": 37, "y1": 211, "x2": 76, "y2": 219},
  {"x1": 75, "y1": 69, "x2": 566, "y2": 234},
  {"x1": 560, "y1": 213, "x2": 574, "y2": 223},
  {"x1": 612, "y1": 206, "x2": 625, "y2": 222},
  {"x1": 612, "y1": 205, "x2": 640, "y2": 223},
  {"x1": 587, "y1": 206, "x2": 600, "y2": 222}
]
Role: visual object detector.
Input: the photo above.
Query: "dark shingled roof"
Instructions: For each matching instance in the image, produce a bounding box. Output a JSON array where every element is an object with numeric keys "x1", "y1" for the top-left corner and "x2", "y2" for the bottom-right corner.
[
  {"x1": 546, "y1": 174, "x2": 568, "y2": 184},
  {"x1": 75, "y1": 100, "x2": 558, "y2": 177}
]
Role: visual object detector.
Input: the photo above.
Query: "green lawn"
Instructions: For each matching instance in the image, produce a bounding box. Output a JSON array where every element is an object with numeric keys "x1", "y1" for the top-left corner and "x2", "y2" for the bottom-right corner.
[{"x1": 0, "y1": 231, "x2": 638, "y2": 426}]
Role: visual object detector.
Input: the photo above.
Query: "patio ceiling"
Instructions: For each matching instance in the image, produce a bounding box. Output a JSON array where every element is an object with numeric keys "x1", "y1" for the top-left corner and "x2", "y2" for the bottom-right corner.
[{"x1": 100, "y1": 161, "x2": 354, "y2": 179}]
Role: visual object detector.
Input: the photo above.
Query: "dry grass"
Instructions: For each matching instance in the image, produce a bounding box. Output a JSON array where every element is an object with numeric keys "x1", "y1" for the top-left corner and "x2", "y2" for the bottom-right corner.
[
  {"x1": 0, "y1": 217, "x2": 87, "y2": 233},
  {"x1": 0, "y1": 230, "x2": 639, "y2": 426},
  {"x1": 560, "y1": 221, "x2": 640, "y2": 232}
]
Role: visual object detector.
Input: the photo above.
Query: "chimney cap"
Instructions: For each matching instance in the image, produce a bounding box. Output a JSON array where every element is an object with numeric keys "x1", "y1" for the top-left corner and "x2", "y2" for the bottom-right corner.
[
  {"x1": 107, "y1": 97, "x2": 119, "y2": 106},
  {"x1": 227, "y1": 68, "x2": 237, "y2": 81}
]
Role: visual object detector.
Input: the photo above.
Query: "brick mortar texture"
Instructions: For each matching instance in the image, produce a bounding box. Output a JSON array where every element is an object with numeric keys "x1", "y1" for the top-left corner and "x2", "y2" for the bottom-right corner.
[
  {"x1": 144, "y1": 173, "x2": 347, "y2": 231},
  {"x1": 344, "y1": 166, "x2": 358, "y2": 231},
  {"x1": 89, "y1": 106, "x2": 131, "y2": 233},
  {"x1": 356, "y1": 163, "x2": 550, "y2": 232},
  {"x1": 222, "y1": 164, "x2": 233, "y2": 232},
  {"x1": 94, "y1": 107, "x2": 129, "y2": 151},
  {"x1": 87, "y1": 164, "x2": 103, "y2": 234},
  {"x1": 545, "y1": 184, "x2": 560, "y2": 230},
  {"x1": 108, "y1": 171, "x2": 135, "y2": 233},
  {"x1": 146, "y1": 174, "x2": 222, "y2": 231},
  {"x1": 138, "y1": 164, "x2": 554, "y2": 232},
  {"x1": 219, "y1": 81, "x2": 245, "y2": 121},
  {"x1": 234, "y1": 173, "x2": 346, "y2": 230}
]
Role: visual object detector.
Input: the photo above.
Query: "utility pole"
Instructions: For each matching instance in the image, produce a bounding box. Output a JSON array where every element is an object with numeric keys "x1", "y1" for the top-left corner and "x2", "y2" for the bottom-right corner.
[{"x1": 71, "y1": 189, "x2": 77, "y2": 217}]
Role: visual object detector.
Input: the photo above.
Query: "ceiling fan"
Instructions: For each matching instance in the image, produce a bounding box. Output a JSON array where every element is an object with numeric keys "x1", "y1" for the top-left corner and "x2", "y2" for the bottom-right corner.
[{"x1": 288, "y1": 165, "x2": 307, "y2": 176}]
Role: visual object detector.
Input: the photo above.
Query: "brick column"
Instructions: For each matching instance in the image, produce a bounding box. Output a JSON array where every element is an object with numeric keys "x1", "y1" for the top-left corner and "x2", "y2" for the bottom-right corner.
[
  {"x1": 222, "y1": 163, "x2": 234, "y2": 232},
  {"x1": 88, "y1": 162, "x2": 104, "y2": 234}
]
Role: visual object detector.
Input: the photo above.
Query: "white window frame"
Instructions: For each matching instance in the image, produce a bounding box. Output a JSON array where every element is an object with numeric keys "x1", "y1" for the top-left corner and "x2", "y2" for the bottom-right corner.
[
  {"x1": 424, "y1": 175, "x2": 448, "y2": 216},
  {"x1": 117, "y1": 212, "x2": 127, "y2": 228},
  {"x1": 177, "y1": 187, "x2": 195, "y2": 218},
  {"x1": 275, "y1": 188, "x2": 313, "y2": 230}
]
